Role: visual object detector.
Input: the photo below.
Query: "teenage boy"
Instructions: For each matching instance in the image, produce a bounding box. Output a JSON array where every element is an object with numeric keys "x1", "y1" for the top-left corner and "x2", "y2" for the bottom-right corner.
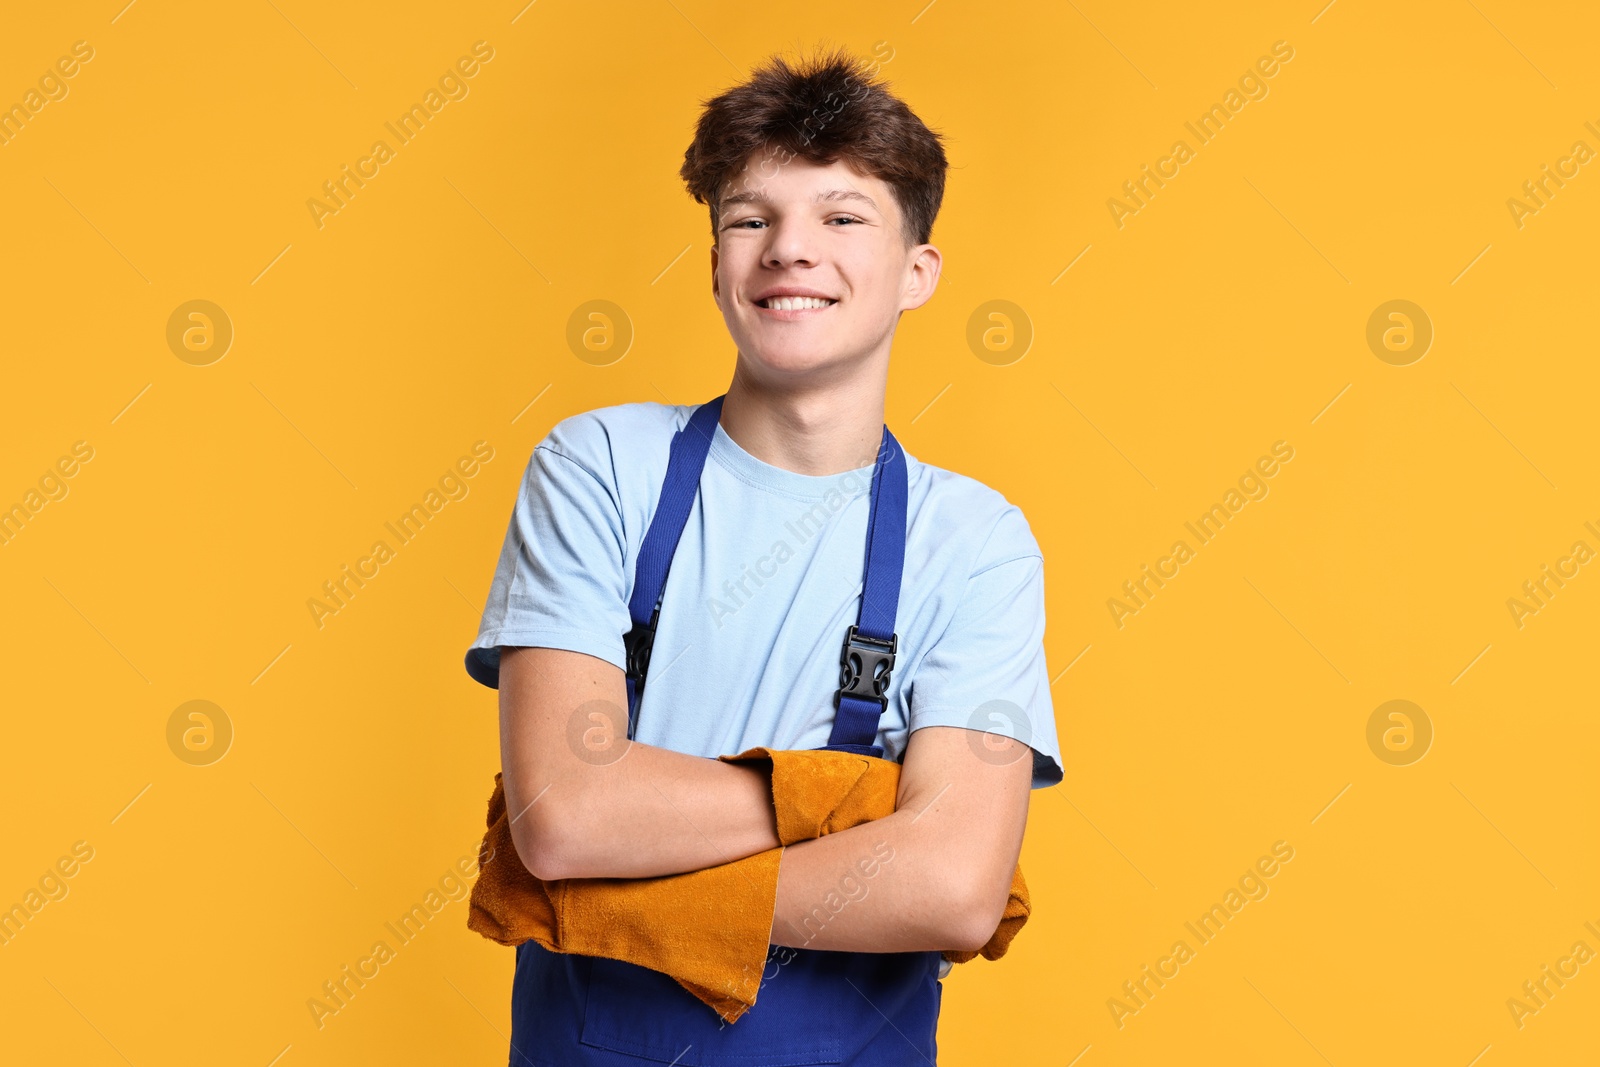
[{"x1": 465, "y1": 46, "x2": 1063, "y2": 1065}]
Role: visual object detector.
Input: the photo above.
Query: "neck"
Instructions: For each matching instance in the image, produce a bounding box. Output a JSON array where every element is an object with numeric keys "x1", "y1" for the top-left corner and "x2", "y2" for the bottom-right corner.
[{"x1": 718, "y1": 361, "x2": 888, "y2": 477}]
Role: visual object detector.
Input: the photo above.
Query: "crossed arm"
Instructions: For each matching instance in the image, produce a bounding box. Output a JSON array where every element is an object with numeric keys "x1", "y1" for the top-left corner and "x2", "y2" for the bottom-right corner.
[{"x1": 497, "y1": 645, "x2": 1033, "y2": 953}]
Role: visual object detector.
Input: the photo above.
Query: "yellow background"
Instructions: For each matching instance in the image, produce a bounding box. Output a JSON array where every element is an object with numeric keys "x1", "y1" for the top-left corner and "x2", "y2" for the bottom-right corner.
[{"x1": 2, "y1": 1, "x2": 1596, "y2": 1063}]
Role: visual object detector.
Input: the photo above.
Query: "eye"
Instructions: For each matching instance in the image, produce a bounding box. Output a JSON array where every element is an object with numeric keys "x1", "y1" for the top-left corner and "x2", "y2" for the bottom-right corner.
[{"x1": 724, "y1": 216, "x2": 863, "y2": 230}]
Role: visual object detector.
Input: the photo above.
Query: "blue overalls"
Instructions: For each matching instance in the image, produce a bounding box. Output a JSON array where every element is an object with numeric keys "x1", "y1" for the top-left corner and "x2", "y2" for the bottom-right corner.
[{"x1": 508, "y1": 395, "x2": 944, "y2": 1065}]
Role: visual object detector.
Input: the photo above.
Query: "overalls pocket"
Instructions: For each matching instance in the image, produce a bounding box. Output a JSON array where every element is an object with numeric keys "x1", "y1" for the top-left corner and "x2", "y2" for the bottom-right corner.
[
  {"x1": 578, "y1": 945, "x2": 942, "y2": 1066},
  {"x1": 579, "y1": 950, "x2": 842, "y2": 1065}
]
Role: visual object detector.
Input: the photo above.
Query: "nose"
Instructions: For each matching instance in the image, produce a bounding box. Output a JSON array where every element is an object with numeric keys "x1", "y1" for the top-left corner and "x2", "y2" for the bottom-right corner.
[{"x1": 761, "y1": 214, "x2": 821, "y2": 271}]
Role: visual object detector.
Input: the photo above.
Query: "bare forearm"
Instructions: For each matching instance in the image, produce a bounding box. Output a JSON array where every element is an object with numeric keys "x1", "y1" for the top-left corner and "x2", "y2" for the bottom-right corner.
[
  {"x1": 767, "y1": 809, "x2": 984, "y2": 953},
  {"x1": 518, "y1": 737, "x2": 780, "y2": 880},
  {"x1": 498, "y1": 647, "x2": 781, "y2": 880}
]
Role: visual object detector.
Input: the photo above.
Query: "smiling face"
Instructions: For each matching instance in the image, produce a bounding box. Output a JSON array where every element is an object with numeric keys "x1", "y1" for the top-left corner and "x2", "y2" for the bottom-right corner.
[{"x1": 710, "y1": 150, "x2": 940, "y2": 387}]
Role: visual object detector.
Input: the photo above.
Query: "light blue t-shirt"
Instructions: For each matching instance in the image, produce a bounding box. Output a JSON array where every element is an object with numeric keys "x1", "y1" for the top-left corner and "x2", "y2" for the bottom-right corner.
[{"x1": 465, "y1": 401, "x2": 1063, "y2": 790}]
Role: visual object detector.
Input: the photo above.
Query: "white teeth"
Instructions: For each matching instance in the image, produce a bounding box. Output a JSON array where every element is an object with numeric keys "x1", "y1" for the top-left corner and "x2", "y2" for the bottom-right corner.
[{"x1": 762, "y1": 296, "x2": 835, "y2": 310}]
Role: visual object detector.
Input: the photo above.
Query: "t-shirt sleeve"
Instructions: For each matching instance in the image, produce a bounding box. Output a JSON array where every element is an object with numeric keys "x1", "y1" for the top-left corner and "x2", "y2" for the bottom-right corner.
[
  {"x1": 463, "y1": 428, "x2": 633, "y2": 690},
  {"x1": 907, "y1": 506, "x2": 1063, "y2": 789}
]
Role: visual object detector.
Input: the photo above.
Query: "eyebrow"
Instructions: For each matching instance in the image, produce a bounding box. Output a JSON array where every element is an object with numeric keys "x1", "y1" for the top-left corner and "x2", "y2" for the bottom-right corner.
[{"x1": 719, "y1": 188, "x2": 879, "y2": 213}]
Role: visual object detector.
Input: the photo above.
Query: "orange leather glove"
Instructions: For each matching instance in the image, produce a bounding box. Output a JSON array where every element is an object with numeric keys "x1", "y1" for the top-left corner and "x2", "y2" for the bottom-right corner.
[
  {"x1": 716, "y1": 746, "x2": 903, "y2": 844},
  {"x1": 467, "y1": 772, "x2": 781, "y2": 1023}
]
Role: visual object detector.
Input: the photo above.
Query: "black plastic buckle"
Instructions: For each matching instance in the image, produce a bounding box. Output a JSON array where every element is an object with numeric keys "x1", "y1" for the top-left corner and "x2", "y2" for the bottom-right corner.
[
  {"x1": 623, "y1": 606, "x2": 660, "y2": 685},
  {"x1": 835, "y1": 625, "x2": 897, "y2": 710}
]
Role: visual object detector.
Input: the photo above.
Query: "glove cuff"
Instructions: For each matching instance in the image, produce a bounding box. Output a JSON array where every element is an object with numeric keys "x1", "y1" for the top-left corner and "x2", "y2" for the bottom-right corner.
[
  {"x1": 718, "y1": 746, "x2": 873, "y2": 846},
  {"x1": 555, "y1": 846, "x2": 784, "y2": 1024}
]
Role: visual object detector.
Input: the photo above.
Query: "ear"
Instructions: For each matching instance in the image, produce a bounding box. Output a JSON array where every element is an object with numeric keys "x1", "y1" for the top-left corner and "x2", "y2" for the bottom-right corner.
[
  {"x1": 710, "y1": 244, "x2": 720, "y2": 299},
  {"x1": 900, "y1": 243, "x2": 943, "y2": 312}
]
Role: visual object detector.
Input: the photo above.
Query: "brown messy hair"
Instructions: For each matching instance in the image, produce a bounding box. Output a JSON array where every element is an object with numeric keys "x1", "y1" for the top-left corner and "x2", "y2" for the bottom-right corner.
[{"x1": 679, "y1": 45, "x2": 948, "y2": 249}]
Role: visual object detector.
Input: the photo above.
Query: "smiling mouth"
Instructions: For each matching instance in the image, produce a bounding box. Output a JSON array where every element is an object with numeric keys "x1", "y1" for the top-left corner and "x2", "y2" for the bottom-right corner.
[{"x1": 758, "y1": 296, "x2": 838, "y2": 311}]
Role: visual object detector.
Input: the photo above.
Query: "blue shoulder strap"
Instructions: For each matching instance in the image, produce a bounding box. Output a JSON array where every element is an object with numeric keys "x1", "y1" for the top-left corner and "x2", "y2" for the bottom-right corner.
[
  {"x1": 622, "y1": 395, "x2": 905, "y2": 759},
  {"x1": 824, "y1": 426, "x2": 906, "y2": 757},
  {"x1": 621, "y1": 395, "x2": 724, "y2": 729}
]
